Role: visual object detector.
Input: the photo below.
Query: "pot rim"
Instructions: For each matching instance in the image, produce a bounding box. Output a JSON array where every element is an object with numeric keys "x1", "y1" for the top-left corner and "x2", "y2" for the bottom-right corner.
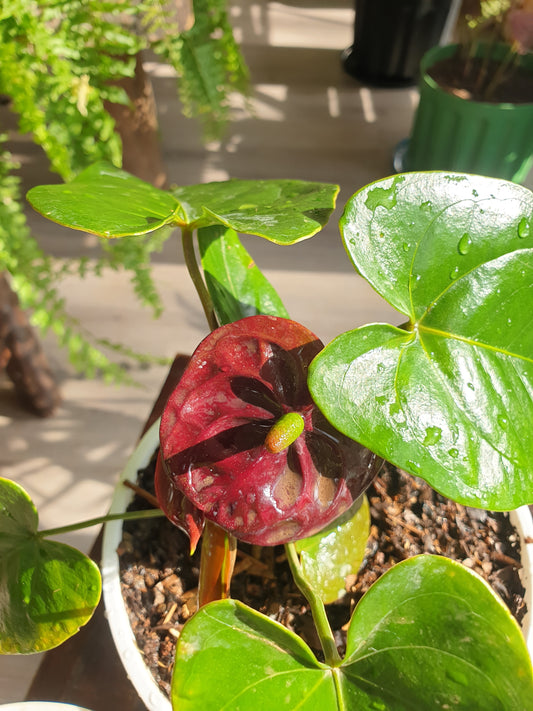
[{"x1": 102, "y1": 419, "x2": 533, "y2": 711}]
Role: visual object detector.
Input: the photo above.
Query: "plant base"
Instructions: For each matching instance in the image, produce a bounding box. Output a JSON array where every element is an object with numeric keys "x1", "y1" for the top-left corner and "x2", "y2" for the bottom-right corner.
[{"x1": 117, "y1": 455, "x2": 529, "y2": 702}]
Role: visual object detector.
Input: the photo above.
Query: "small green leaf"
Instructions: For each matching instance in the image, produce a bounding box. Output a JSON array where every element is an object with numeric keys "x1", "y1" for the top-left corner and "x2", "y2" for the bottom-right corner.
[
  {"x1": 309, "y1": 172, "x2": 533, "y2": 509},
  {"x1": 294, "y1": 496, "x2": 370, "y2": 604},
  {"x1": 198, "y1": 224, "x2": 289, "y2": 324},
  {"x1": 27, "y1": 162, "x2": 180, "y2": 237},
  {"x1": 0, "y1": 478, "x2": 101, "y2": 654},
  {"x1": 342, "y1": 555, "x2": 533, "y2": 710},
  {"x1": 175, "y1": 178, "x2": 339, "y2": 242}
]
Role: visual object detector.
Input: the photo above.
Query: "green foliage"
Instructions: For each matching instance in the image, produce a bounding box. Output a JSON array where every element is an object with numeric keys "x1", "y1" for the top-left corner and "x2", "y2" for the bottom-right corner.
[
  {"x1": 0, "y1": 0, "x2": 249, "y2": 382},
  {"x1": 198, "y1": 224, "x2": 290, "y2": 325},
  {"x1": 172, "y1": 557, "x2": 532, "y2": 710},
  {"x1": 144, "y1": 0, "x2": 251, "y2": 141},
  {"x1": 0, "y1": 147, "x2": 167, "y2": 383},
  {"x1": 309, "y1": 172, "x2": 533, "y2": 511},
  {"x1": 28, "y1": 163, "x2": 340, "y2": 241},
  {"x1": 0, "y1": 0, "x2": 132, "y2": 180},
  {"x1": 0, "y1": 477, "x2": 101, "y2": 654},
  {"x1": 294, "y1": 496, "x2": 370, "y2": 605}
]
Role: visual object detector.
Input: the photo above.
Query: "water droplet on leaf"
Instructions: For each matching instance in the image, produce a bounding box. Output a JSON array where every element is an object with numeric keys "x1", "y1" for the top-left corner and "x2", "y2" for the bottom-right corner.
[
  {"x1": 448, "y1": 448, "x2": 459, "y2": 459},
  {"x1": 446, "y1": 668, "x2": 469, "y2": 687},
  {"x1": 518, "y1": 217, "x2": 530, "y2": 238},
  {"x1": 497, "y1": 415, "x2": 508, "y2": 429},
  {"x1": 423, "y1": 426, "x2": 442, "y2": 446},
  {"x1": 450, "y1": 266, "x2": 460, "y2": 280},
  {"x1": 458, "y1": 233, "x2": 471, "y2": 255}
]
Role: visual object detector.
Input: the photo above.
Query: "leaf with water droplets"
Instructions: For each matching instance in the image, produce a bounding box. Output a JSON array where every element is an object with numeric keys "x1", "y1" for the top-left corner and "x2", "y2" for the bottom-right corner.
[
  {"x1": 310, "y1": 173, "x2": 533, "y2": 509},
  {"x1": 0, "y1": 478, "x2": 101, "y2": 654},
  {"x1": 27, "y1": 163, "x2": 339, "y2": 244}
]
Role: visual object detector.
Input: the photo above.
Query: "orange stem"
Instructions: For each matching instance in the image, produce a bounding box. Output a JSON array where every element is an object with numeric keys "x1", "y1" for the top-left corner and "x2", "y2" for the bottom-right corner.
[{"x1": 198, "y1": 520, "x2": 237, "y2": 607}]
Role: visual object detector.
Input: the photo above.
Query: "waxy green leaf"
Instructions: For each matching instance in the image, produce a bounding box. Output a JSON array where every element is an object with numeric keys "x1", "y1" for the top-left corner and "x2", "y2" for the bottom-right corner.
[
  {"x1": 175, "y1": 178, "x2": 339, "y2": 243},
  {"x1": 26, "y1": 162, "x2": 180, "y2": 237},
  {"x1": 0, "y1": 478, "x2": 101, "y2": 654},
  {"x1": 27, "y1": 163, "x2": 338, "y2": 244},
  {"x1": 294, "y1": 495, "x2": 369, "y2": 604},
  {"x1": 198, "y1": 224, "x2": 289, "y2": 324},
  {"x1": 341, "y1": 555, "x2": 532, "y2": 710},
  {"x1": 172, "y1": 555, "x2": 532, "y2": 710},
  {"x1": 309, "y1": 173, "x2": 533, "y2": 509},
  {"x1": 172, "y1": 598, "x2": 335, "y2": 710}
]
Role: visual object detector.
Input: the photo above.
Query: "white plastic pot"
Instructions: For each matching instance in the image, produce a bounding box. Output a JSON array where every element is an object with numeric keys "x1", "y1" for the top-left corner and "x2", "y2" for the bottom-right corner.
[
  {"x1": 102, "y1": 418, "x2": 170, "y2": 711},
  {"x1": 513, "y1": 505, "x2": 533, "y2": 652},
  {"x1": 102, "y1": 420, "x2": 533, "y2": 711}
]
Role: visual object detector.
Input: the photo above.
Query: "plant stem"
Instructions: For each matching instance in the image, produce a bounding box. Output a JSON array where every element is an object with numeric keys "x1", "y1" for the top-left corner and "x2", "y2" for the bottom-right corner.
[
  {"x1": 198, "y1": 520, "x2": 237, "y2": 607},
  {"x1": 37, "y1": 508, "x2": 165, "y2": 538},
  {"x1": 484, "y1": 45, "x2": 519, "y2": 102},
  {"x1": 285, "y1": 542, "x2": 341, "y2": 667},
  {"x1": 181, "y1": 226, "x2": 218, "y2": 332}
]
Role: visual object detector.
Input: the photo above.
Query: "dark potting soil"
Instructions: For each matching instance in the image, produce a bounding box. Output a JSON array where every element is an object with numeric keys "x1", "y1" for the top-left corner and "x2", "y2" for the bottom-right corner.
[
  {"x1": 118, "y1": 452, "x2": 527, "y2": 699},
  {"x1": 428, "y1": 53, "x2": 533, "y2": 104}
]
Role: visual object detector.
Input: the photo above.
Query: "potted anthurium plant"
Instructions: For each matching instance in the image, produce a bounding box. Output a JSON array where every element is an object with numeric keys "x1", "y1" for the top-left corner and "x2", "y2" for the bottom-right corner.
[{"x1": 1, "y1": 163, "x2": 532, "y2": 709}]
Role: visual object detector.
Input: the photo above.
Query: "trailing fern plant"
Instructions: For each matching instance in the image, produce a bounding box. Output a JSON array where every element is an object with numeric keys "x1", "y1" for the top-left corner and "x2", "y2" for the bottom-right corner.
[{"x1": 0, "y1": 0, "x2": 249, "y2": 384}]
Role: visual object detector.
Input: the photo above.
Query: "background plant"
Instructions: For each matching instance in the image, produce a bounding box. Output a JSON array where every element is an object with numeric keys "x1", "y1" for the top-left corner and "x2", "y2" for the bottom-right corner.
[
  {"x1": 454, "y1": 0, "x2": 533, "y2": 98},
  {"x1": 0, "y1": 0, "x2": 249, "y2": 383}
]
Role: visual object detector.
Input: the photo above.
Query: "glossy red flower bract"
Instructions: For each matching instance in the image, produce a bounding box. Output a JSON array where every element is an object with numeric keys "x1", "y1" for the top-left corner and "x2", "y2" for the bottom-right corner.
[{"x1": 157, "y1": 315, "x2": 380, "y2": 546}]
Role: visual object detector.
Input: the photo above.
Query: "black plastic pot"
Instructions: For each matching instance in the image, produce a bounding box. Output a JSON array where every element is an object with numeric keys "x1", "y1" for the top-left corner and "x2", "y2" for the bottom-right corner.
[{"x1": 342, "y1": 0, "x2": 454, "y2": 87}]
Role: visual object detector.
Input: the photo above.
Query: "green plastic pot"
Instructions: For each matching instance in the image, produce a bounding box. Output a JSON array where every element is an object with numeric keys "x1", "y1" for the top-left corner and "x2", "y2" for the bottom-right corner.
[{"x1": 405, "y1": 43, "x2": 533, "y2": 183}]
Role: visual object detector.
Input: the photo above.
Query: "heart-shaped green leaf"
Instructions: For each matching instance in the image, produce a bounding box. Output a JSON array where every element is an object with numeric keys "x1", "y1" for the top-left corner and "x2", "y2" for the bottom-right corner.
[
  {"x1": 309, "y1": 173, "x2": 533, "y2": 509},
  {"x1": 174, "y1": 178, "x2": 339, "y2": 243},
  {"x1": 0, "y1": 478, "x2": 101, "y2": 654},
  {"x1": 172, "y1": 556, "x2": 532, "y2": 710},
  {"x1": 198, "y1": 224, "x2": 289, "y2": 324},
  {"x1": 342, "y1": 555, "x2": 532, "y2": 710},
  {"x1": 27, "y1": 162, "x2": 180, "y2": 237},
  {"x1": 294, "y1": 495, "x2": 369, "y2": 604}
]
